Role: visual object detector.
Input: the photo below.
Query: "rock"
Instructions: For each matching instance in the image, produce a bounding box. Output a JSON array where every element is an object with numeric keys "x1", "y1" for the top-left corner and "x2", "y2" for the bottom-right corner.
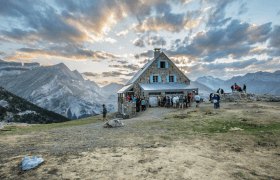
[
  {"x1": 213, "y1": 111, "x2": 218, "y2": 114},
  {"x1": 21, "y1": 156, "x2": 44, "y2": 170},
  {"x1": 0, "y1": 125, "x2": 4, "y2": 129},
  {"x1": 103, "y1": 119, "x2": 124, "y2": 128}
]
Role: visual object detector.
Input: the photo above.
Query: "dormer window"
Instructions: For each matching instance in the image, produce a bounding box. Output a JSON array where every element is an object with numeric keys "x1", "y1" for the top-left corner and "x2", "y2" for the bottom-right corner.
[
  {"x1": 160, "y1": 61, "x2": 165, "y2": 68},
  {"x1": 158, "y1": 61, "x2": 168, "y2": 68}
]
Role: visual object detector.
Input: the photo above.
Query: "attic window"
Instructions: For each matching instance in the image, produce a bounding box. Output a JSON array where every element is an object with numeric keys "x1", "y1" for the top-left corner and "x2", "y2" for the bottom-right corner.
[
  {"x1": 153, "y1": 76, "x2": 158, "y2": 82},
  {"x1": 160, "y1": 61, "x2": 165, "y2": 68},
  {"x1": 169, "y1": 76, "x2": 174, "y2": 82}
]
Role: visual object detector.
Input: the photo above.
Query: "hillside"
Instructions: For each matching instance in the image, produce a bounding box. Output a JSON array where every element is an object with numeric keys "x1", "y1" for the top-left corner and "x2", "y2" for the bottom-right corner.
[
  {"x1": 0, "y1": 87, "x2": 69, "y2": 124},
  {"x1": 0, "y1": 63, "x2": 114, "y2": 120}
]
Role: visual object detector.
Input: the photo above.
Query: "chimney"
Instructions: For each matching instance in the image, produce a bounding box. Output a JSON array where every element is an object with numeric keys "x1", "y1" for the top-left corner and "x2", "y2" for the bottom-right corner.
[{"x1": 154, "y1": 48, "x2": 161, "y2": 58}]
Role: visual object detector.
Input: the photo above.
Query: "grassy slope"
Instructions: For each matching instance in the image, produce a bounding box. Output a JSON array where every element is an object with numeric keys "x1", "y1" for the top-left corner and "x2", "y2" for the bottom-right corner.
[{"x1": 0, "y1": 112, "x2": 117, "y2": 136}]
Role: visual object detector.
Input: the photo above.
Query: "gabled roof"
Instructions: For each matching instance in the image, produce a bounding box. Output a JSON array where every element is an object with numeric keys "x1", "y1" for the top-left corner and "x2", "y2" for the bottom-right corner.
[
  {"x1": 117, "y1": 83, "x2": 134, "y2": 94},
  {"x1": 124, "y1": 53, "x2": 161, "y2": 85},
  {"x1": 125, "y1": 52, "x2": 190, "y2": 85}
]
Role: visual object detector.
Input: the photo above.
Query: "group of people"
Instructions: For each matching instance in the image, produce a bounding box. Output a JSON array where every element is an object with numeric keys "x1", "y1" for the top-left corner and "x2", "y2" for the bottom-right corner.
[
  {"x1": 125, "y1": 95, "x2": 147, "y2": 112},
  {"x1": 231, "y1": 83, "x2": 246, "y2": 93},
  {"x1": 157, "y1": 93, "x2": 201, "y2": 109}
]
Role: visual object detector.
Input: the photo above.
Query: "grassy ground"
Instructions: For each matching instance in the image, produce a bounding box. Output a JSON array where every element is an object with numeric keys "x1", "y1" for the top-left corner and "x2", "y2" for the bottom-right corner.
[
  {"x1": 0, "y1": 112, "x2": 117, "y2": 136},
  {"x1": 0, "y1": 101, "x2": 280, "y2": 180}
]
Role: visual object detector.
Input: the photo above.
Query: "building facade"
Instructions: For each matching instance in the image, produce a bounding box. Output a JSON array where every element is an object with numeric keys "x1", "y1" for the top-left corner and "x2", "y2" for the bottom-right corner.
[{"x1": 117, "y1": 48, "x2": 198, "y2": 114}]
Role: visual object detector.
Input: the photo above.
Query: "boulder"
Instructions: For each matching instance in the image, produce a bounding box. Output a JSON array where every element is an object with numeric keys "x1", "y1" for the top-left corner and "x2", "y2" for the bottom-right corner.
[
  {"x1": 103, "y1": 119, "x2": 124, "y2": 128},
  {"x1": 21, "y1": 156, "x2": 44, "y2": 170}
]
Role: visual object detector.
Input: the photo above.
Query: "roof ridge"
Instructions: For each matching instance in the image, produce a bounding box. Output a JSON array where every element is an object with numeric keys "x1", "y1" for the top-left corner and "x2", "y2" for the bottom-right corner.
[{"x1": 124, "y1": 52, "x2": 162, "y2": 85}]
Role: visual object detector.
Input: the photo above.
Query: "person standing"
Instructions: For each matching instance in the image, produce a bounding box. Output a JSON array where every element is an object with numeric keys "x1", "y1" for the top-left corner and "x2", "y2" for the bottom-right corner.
[
  {"x1": 195, "y1": 94, "x2": 201, "y2": 108},
  {"x1": 190, "y1": 93, "x2": 193, "y2": 107},
  {"x1": 243, "y1": 84, "x2": 246, "y2": 93},
  {"x1": 217, "y1": 94, "x2": 220, "y2": 108},
  {"x1": 231, "y1": 85, "x2": 234, "y2": 93},
  {"x1": 179, "y1": 95, "x2": 184, "y2": 110},
  {"x1": 167, "y1": 96, "x2": 171, "y2": 108},
  {"x1": 141, "y1": 98, "x2": 146, "y2": 111},
  {"x1": 212, "y1": 95, "x2": 218, "y2": 109},
  {"x1": 173, "y1": 96, "x2": 177, "y2": 109},
  {"x1": 102, "y1": 104, "x2": 108, "y2": 122},
  {"x1": 188, "y1": 94, "x2": 191, "y2": 107}
]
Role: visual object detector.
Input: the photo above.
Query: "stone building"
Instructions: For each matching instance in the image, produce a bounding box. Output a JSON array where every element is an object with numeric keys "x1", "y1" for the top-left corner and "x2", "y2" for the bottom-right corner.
[{"x1": 117, "y1": 48, "x2": 198, "y2": 114}]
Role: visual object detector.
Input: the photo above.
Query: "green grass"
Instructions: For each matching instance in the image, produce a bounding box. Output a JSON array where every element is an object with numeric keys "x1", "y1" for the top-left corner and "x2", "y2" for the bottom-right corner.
[{"x1": 0, "y1": 113, "x2": 116, "y2": 136}]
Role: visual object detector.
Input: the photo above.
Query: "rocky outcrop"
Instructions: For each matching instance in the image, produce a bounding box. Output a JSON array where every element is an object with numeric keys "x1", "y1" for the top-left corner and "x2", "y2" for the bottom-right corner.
[{"x1": 220, "y1": 93, "x2": 280, "y2": 102}]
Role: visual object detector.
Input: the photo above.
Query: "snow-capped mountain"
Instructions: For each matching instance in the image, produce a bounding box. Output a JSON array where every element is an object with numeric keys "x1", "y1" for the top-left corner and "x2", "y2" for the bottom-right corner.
[
  {"x1": 0, "y1": 63, "x2": 114, "y2": 120},
  {"x1": 0, "y1": 87, "x2": 69, "y2": 124},
  {"x1": 195, "y1": 70, "x2": 280, "y2": 95},
  {"x1": 0, "y1": 60, "x2": 39, "y2": 77}
]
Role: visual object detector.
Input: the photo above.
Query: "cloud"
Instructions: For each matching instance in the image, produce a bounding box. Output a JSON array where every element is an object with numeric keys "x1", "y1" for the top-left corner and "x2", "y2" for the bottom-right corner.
[
  {"x1": 147, "y1": 36, "x2": 166, "y2": 46},
  {"x1": 102, "y1": 71, "x2": 123, "y2": 77},
  {"x1": 0, "y1": 52, "x2": 6, "y2": 56},
  {"x1": 116, "y1": 60, "x2": 128, "y2": 64},
  {"x1": 133, "y1": 38, "x2": 145, "y2": 47},
  {"x1": 134, "y1": 53, "x2": 140, "y2": 59},
  {"x1": 134, "y1": 8, "x2": 205, "y2": 33},
  {"x1": 277, "y1": 10, "x2": 280, "y2": 16},
  {"x1": 4, "y1": 45, "x2": 119, "y2": 61},
  {"x1": 161, "y1": 19, "x2": 273, "y2": 62},
  {"x1": 109, "y1": 64, "x2": 140, "y2": 71},
  {"x1": 82, "y1": 72, "x2": 99, "y2": 76},
  {"x1": 138, "y1": 58, "x2": 150, "y2": 64},
  {"x1": 238, "y1": 3, "x2": 248, "y2": 15}
]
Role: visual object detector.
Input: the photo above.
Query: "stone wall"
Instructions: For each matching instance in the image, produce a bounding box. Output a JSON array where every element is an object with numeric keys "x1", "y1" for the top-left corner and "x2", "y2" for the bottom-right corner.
[
  {"x1": 221, "y1": 93, "x2": 280, "y2": 102},
  {"x1": 133, "y1": 53, "x2": 190, "y2": 97}
]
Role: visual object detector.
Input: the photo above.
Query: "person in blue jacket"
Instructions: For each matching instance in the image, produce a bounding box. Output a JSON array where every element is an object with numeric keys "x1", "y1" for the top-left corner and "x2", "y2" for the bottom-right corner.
[{"x1": 212, "y1": 94, "x2": 219, "y2": 109}]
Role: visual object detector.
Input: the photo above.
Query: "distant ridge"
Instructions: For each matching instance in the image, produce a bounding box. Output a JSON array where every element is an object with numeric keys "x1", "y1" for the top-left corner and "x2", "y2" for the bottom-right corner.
[
  {"x1": 196, "y1": 70, "x2": 280, "y2": 95},
  {"x1": 0, "y1": 87, "x2": 69, "y2": 124}
]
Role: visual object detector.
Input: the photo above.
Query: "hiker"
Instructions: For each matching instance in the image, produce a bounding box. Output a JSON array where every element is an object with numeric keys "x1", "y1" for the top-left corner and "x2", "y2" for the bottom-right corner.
[
  {"x1": 187, "y1": 93, "x2": 191, "y2": 107},
  {"x1": 162, "y1": 96, "x2": 167, "y2": 107},
  {"x1": 179, "y1": 95, "x2": 184, "y2": 110},
  {"x1": 195, "y1": 94, "x2": 201, "y2": 108},
  {"x1": 216, "y1": 88, "x2": 220, "y2": 94},
  {"x1": 133, "y1": 95, "x2": 137, "y2": 103},
  {"x1": 217, "y1": 94, "x2": 220, "y2": 108},
  {"x1": 243, "y1": 84, "x2": 246, "y2": 93},
  {"x1": 209, "y1": 93, "x2": 213, "y2": 101},
  {"x1": 184, "y1": 96, "x2": 187, "y2": 108},
  {"x1": 212, "y1": 95, "x2": 218, "y2": 109},
  {"x1": 190, "y1": 93, "x2": 193, "y2": 106},
  {"x1": 221, "y1": 89, "x2": 224, "y2": 94},
  {"x1": 172, "y1": 96, "x2": 177, "y2": 108},
  {"x1": 126, "y1": 95, "x2": 130, "y2": 102},
  {"x1": 102, "y1": 104, "x2": 108, "y2": 121},
  {"x1": 231, "y1": 85, "x2": 234, "y2": 93},
  {"x1": 136, "y1": 97, "x2": 141, "y2": 112},
  {"x1": 141, "y1": 98, "x2": 146, "y2": 111},
  {"x1": 167, "y1": 96, "x2": 171, "y2": 108}
]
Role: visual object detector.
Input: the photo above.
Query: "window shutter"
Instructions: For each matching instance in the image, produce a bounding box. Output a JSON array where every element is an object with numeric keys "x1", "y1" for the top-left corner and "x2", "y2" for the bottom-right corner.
[
  {"x1": 158, "y1": 61, "x2": 160, "y2": 68},
  {"x1": 150, "y1": 76, "x2": 153, "y2": 83},
  {"x1": 174, "y1": 76, "x2": 177, "y2": 82},
  {"x1": 166, "y1": 76, "x2": 169, "y2": 83},
  {"x1": 165, "y1": 61, "x2": 168, "y2": 68},
  {"x1": 158, "y1": 76, "x2": 161, "y2": 83}
]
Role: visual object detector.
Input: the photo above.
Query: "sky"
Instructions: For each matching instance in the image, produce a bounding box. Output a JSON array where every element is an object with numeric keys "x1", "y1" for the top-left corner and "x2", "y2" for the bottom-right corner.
[{"x1": 0, "y1": 0, "x2": 280, "y2": 87}]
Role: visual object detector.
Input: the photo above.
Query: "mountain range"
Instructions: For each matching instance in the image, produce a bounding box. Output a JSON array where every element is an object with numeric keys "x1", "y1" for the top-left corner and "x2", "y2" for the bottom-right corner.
[
  {"x1": 0, "y1": 62, "x2": 114, "y2": 120},
  {"x1": 0, "y1": 87, "x2": 69, "y2": 124},
  {"x1": 196, "y1": 70, "x2": 280, "y2": 95}
]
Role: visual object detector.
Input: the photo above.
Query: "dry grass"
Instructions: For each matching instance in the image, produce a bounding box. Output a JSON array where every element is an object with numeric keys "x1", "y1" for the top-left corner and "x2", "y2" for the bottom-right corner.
[{"x1": 0, "y1": 101, "x2": 280, "y2": 179}]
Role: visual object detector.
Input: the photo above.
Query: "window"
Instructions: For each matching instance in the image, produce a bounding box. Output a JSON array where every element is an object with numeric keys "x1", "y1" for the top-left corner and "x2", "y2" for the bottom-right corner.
[
  {"x1": 153, "y1": 76, "x2": 158, "y2": 82},
  {"x1": 169, "y1": 76, "x2": 174, "y2": 82},
  {"x1": 160, "y1": 61, "x2": 165, "y2": 68}
]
